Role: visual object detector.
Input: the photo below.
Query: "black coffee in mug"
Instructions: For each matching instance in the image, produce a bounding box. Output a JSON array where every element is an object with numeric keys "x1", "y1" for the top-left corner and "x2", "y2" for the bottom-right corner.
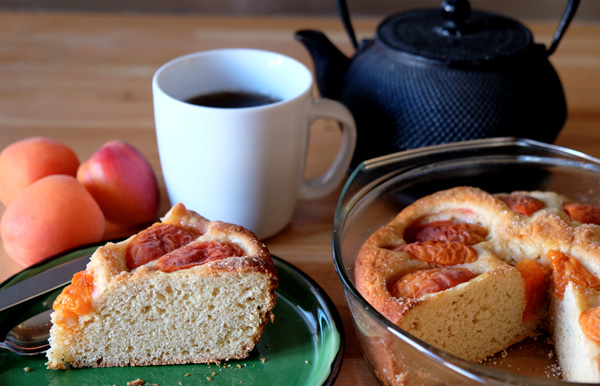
[{"x1": 185, "y1": 91, "x2": 280, "y2": 108}]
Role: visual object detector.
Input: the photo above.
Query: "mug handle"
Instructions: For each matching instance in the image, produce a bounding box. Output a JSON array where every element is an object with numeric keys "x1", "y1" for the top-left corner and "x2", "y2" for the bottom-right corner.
[{"x1": 299, "y1": 98, "x2": 357, "y2": 200}]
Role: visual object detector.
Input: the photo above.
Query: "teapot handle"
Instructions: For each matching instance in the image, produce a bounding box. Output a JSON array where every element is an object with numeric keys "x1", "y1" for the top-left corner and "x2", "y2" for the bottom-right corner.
[
  {"x1": 547, "y1": 0, "x2": 580, "y2": 56},
  {"x1": 337, "y1": 0, "x2": 580, "y2": 55},
  {"x1": 336, "y1": 0, "x2": 358, "y2": 49}
]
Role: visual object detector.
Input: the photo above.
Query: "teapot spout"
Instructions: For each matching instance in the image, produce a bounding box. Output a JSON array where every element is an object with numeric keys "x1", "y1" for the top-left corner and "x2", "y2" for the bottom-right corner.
[{"x1": 295, "y1": 30, "x2": 351, "y2": 100}]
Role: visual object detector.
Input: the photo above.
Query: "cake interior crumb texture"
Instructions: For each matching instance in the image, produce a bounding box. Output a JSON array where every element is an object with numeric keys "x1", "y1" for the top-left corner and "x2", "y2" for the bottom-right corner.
[{"x1": 47, "y1": 269, "x2": 274, "y2": 368}]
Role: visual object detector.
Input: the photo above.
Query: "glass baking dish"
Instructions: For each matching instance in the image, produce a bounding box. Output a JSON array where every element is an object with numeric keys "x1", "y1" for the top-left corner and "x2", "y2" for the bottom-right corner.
[{"x1": 332, "y1": 137, "x2": 600, "y2": 385}]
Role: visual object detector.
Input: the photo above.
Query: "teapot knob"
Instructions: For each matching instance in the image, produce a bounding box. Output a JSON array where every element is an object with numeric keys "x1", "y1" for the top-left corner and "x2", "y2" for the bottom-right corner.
[{"x1": 440, "y1": 0, "x2": 471, "y2": 36}]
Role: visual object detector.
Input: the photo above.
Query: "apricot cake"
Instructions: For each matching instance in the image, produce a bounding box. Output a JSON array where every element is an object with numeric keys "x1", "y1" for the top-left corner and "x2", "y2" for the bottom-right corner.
[
  {"x1": 46, "y1": 203, "x2": 278, "y2": 369},
  {"x1": 355, "y1": 186, "x2": 600, "y2": 383}
]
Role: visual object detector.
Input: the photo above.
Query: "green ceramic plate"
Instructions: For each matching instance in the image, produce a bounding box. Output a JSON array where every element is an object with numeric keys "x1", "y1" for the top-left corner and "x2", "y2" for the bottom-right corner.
[{"x1": 0, "y1": 247, "x2": 344, "y2": 386}]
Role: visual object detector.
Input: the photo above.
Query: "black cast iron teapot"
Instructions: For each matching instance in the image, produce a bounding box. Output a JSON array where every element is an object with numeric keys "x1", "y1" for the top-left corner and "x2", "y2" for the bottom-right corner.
[{"x1": 296, "y1": 0, "x2": 580, "y2": 168}]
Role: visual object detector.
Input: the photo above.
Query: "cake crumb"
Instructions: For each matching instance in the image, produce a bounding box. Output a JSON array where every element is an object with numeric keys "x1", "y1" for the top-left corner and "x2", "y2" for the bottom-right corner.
[
  {"x1": 207, "y1": 376, "x2": 212, "y2": 381},
  {"x1": 236, "y1": 364, "x2": 242, "y2": 368},
  {"x1": 127, "y1": 379, "x2": 145, "y2": 386},
  {"x1": 261, "y1": 357, "x2": 267, "y2": 363},
  {"x1": 545, "y1": 363, "x2": 562, "y2": 379},
  {"x1": 23, "y1": 367, "x2": 31, "y2": 372},
  {"x1": 185, "y1": 373, "x2": 191, "y2": 377}
]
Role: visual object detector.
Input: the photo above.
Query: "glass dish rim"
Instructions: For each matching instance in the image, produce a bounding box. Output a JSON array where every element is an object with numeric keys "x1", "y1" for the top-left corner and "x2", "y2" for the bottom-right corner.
[{"x1": 332, "y1": 137, "x2": 600, "y2": 385}]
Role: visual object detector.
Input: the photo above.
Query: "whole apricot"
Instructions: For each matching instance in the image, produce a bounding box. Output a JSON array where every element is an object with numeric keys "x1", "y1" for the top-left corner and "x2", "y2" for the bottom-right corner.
[
  {"x1": 77, "y1": 140, "x2": 160, "y2": 226},
  {"x1": 1, "y1": 175, "x2": 105, "y2": 267},
  {"x1": 0, "y1": 137, "x2": 80, "y2": 206}
]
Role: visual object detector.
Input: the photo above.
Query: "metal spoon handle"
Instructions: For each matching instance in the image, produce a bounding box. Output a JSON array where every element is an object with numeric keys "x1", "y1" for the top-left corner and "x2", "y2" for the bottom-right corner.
[{"x1": 0, "y1": 340, "x2": 49, "y2": 356}]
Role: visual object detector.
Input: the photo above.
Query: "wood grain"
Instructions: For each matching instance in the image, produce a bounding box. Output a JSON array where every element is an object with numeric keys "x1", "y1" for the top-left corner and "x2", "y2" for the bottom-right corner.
[{"x1": 0, "y1": 11, "x2": 599, "y2": 384}]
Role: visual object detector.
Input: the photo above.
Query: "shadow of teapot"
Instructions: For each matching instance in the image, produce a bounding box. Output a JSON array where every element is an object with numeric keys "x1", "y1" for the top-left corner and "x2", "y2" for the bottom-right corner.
[{"x1": 296, "y1": 0, "x2": 580, "y2": 169}]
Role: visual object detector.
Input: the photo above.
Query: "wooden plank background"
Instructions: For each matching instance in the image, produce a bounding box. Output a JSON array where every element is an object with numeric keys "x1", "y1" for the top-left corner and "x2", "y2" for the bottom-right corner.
[{"x1": 0, "y1": 0, "x2": 598, "y2": 22}]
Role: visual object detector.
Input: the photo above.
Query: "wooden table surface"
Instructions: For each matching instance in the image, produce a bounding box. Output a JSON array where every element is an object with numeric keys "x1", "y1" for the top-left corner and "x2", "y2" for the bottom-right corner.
[{"x1": 0, "y1": 11, "x2": 599, "y2": 385}]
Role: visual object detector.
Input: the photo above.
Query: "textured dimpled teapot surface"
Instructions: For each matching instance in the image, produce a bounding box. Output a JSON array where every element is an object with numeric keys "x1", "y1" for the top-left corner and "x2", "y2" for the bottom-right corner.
[
  {"x1": 376, "y1": 9, "x2": 533, "y2": 65},
  {"x1": 341, "y1": 40, "x2": 566, "y2": 169}
]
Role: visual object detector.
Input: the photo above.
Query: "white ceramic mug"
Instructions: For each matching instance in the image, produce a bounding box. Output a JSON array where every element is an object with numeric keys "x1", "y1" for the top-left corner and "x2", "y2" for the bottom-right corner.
[{"x1": 152, "y1": 48, "x2": 356, "y2": 238}]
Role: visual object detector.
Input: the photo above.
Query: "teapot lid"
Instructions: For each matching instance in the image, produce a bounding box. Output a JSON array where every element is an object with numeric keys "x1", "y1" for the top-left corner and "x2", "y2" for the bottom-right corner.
[{"x1": 376, "y1": 0, "x2": 533, "y2": 65}]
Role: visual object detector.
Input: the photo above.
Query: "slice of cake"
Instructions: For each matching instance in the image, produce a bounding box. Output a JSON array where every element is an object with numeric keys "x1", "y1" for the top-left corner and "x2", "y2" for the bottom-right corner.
[
  {"x1": 552, "y1": 282, "x2": 600, "y2": 382},
  {"x1": 46, "y1": 203, "x2": 278, "y2": 369}
]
